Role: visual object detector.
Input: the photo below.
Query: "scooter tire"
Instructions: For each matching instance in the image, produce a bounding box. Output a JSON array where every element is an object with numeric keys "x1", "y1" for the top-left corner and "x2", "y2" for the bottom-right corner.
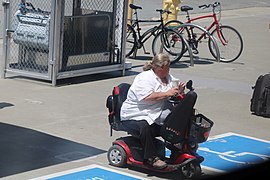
[
  {"x1": 107, "y1": 144, "x2": 127, "y2": 167},
  {"x1": 180, "y1": 161, "x2": 201, "y2": 179}
]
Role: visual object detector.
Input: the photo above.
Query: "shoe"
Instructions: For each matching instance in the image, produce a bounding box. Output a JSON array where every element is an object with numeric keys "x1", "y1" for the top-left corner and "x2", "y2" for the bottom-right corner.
[
  {"x1": 196, "y1": 154, "x2": 204, "y2": 163},
  {"x1": 190, "y1": 150, "x2": 204, "y2": 163},
  {"x1": 147, "y1": 157, "x2": 167, "y2": 169}
]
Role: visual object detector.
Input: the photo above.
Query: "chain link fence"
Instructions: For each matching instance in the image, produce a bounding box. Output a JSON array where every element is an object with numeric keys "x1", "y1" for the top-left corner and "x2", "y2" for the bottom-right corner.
[
  {"x1": 8, "y1": 0, "x2": 51, "y2": 75},
  {"x1": 3, "y1": 0, "x2": 128, "y2": 84},
  {"x1": 61, "y1": 0, "x2": 115, "y2": 72}
]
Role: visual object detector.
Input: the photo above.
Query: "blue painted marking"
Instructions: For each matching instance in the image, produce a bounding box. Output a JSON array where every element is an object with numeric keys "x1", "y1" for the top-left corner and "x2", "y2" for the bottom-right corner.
[
  {"x1": 47, "y1": 167, "x2": 140, "y2": 180},
  {"x1": 198, "y1": 133, "x2": 270, "y2": 172},
  {"x1": 166, "y1": 133, "x2": 270, "y2": 172}
]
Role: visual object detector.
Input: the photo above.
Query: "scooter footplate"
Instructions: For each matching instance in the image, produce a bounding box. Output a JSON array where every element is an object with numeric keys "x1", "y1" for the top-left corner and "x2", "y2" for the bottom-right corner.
[{"x1": 167, "y1": 157, "x2": 197, "y2": 171}]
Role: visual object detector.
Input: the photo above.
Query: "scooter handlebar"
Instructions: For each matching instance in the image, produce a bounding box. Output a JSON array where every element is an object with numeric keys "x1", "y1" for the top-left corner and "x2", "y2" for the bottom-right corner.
[{"x1": 168, "y1": 80, "x2": 194, "y2": 104}]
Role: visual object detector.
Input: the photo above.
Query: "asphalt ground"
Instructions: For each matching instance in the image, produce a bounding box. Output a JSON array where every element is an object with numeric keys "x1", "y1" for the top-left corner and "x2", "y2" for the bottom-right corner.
[{"x1": 0, "y1": 6, "x2": 270, "y2": 180}]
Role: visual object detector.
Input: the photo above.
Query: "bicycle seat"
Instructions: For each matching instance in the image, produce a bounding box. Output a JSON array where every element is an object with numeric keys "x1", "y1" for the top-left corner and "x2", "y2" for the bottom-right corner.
[
  {"x1": 129, "y1": 4, "x2": 142, "y2": 10},
  {"x1": 181, "y1": 6, "x2": 193, "y2": 12}
]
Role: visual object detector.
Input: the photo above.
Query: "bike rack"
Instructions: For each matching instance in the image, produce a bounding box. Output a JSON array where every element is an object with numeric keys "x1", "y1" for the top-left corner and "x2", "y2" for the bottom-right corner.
[
  {"x1": 174, "y1": 23, "x2": 220, "y2": 63},
  {"x1": 157, "y1": 28, "x2": 193, "y2": 66},
  {"x1": 181, "y1": 34, "x2": 194, "y2": 66}
]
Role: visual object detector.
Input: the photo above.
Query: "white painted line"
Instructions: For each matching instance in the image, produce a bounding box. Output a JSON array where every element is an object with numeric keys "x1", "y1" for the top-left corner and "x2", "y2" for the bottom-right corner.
[
  {"x1": 30, "y1": 164, "x2": 150, "y2": 180},
  {"x1": 208, "y1": 132, "x2": 270, "y2": 143},
  {"x1": 201, "y1": 165, "x2": 226, "y2": 173}
]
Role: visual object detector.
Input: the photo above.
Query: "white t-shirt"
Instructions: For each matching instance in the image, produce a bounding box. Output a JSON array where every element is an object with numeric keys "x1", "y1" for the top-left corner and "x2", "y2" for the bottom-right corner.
[{"x1": 120, "y1": 69, "x2": 177, "y2": 125}]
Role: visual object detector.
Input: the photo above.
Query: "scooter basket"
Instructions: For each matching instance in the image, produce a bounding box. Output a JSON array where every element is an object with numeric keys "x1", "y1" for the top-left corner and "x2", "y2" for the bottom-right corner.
[{"x1": 189, "y1": 114, "x2": 214, "y2": 143}]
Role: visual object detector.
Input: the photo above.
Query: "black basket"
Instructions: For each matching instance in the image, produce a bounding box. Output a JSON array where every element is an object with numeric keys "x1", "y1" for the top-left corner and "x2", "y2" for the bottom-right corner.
[{"x1": 189, "y1": 114, "x2": 214, "y2": 143}]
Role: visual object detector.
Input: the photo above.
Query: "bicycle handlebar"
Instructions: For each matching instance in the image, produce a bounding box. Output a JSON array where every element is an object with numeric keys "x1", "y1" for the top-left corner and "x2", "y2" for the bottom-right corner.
[
  {"x1": 198, "y1": 1, "x2": 220, "y2": 9},
  {"x1": 156, "y1": 9, "x2": 171, "y2": 14}
]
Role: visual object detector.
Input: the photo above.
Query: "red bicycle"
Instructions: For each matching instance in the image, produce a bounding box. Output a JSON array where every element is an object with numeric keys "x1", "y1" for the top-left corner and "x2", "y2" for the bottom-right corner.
[{"x1": 165, "y1": 1, "x2": 243, "y2": 63}]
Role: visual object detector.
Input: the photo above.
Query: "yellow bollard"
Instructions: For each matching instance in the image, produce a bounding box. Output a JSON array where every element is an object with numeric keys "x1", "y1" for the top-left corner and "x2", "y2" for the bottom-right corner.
[
  {"x1": 127, "y1": 0, "x2": 134, "y2": 25},
  {"x1": 163, "y1": 0, "x2": 181, "y2": 25}
]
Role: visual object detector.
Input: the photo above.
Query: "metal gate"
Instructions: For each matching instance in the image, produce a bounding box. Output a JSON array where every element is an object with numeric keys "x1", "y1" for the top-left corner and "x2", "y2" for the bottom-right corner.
[{"x1": 1, "y1": 0, "x2": 129, "y2": 86}]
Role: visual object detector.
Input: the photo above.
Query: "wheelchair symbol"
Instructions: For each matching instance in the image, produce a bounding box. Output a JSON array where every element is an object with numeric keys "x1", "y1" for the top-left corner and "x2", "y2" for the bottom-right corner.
[{"x1": 199, "y1": 147, "x2": 270, "y2": 165}]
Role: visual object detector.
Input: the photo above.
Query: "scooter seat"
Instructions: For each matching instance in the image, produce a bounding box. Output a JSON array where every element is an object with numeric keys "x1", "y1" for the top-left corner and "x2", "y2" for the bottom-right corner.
[{"x1": 106, "y1": 83, "x2": 131, "y2": 136}]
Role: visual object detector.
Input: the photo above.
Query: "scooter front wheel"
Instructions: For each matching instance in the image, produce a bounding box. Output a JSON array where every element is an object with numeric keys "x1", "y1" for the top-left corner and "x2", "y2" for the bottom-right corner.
[
  {"x1": 107, "y1": 144, "x2": 127, "y2": 167},
  {"x1": 180, "y1": 161, "x2": 201, "y2": 179}
]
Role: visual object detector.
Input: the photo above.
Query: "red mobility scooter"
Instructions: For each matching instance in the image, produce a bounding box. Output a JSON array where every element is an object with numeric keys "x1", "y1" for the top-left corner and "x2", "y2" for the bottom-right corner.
[{"x1": 106, "y1": 81, "x2": 214, "y2": 179}]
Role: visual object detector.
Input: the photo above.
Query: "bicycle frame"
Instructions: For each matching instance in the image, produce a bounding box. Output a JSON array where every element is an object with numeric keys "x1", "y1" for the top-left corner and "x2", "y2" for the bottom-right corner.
[
  {"x1": 169, "y1": 2, "x2": 242, "y2": 63},
  {"x1": 186, "y1": 13, "x2": 227, "y2": 46},
  {"x1": 126, "y1": 4, "x2": 190, "y2": 64},
  {"x1": 129, "y1": 5, "x2": 169, "y2": 49},
  {"x1": 131, "y1": 19, "x2": 163, "y2": 48}
]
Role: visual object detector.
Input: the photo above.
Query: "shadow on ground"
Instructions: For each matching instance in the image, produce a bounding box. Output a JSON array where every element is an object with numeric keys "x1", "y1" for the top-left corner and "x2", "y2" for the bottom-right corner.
[
  {"x1": 0, "y1": 102, "x2": 14, "y2": 109},
  {"x1": 0, "y1": 122, "x2": 106, "y2": 178},
  {"x1": 126, "y1": 55, "x2": 152, "y2": 61},
  {"x1": 56, "y1": 70, "x2": 140, "y2": 86},
  {"x1": 6, "y1": 70, "x2": 140, "y2": 87}
]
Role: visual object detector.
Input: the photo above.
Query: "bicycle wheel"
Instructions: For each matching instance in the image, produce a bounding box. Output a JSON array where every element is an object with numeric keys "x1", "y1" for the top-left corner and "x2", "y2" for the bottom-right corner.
[
  {"x1": 165, "y1": 20, "x2": 190, "y2": 45},
  {"x1": 152, "y1": 28, "x2": 185, "y2": 64},
  {"x1": 165, "y1": 20, "x2": 200, "y2": 55},
  {"x1": 126, "y1": 24, "x2": 137, "y2": 57},
  {"x1": 208, "y1": 25, "x2": 243, "y2": 63},
  {"x1": 165, "y1": 20, "x2": 184, "y2": 29}
]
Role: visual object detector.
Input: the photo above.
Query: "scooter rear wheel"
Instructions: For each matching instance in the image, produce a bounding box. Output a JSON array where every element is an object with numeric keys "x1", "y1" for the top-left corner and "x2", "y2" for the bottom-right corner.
[
  {"x1": 107, "y1": 144, "x2": 127, "y2": 167},
  {"x1": 180, "y1": 161, "x2": 201, "y2": 179}
]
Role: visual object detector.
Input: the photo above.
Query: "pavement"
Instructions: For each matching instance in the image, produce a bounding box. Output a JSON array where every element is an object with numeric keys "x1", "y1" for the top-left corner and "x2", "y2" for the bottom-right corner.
[{"x1": 0, "y1": 6, "x2": 270, "y2": 180}]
